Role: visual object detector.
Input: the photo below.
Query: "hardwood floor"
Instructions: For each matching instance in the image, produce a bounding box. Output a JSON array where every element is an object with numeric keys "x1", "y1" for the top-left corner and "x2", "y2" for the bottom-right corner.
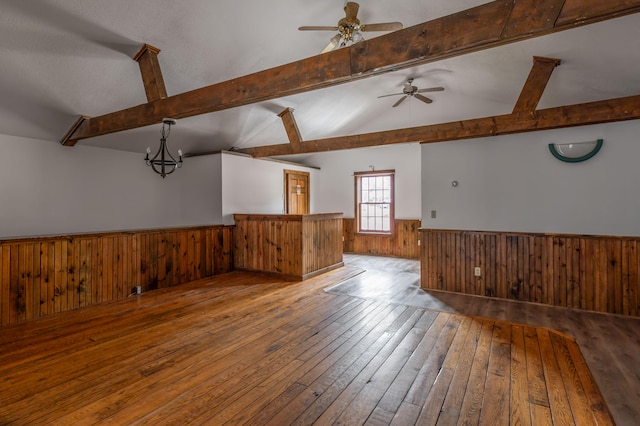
[
  {"x1": 335, "y1": 254, "x2": 640, "y2": 425},
  {"x1": 0, "y1": 256, "x2": 624, "y2": 425}
]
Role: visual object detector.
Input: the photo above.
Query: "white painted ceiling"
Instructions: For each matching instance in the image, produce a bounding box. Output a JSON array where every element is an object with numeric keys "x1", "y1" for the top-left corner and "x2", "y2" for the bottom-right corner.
[{"x1": 1, "y1": 0, "x2": 640, "y2": 159}]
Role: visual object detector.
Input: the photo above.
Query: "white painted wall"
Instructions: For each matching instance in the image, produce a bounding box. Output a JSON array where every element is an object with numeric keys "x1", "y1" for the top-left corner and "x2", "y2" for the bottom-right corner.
[
  {"x1": 0, "y1": 134, "x2": 223, "y2": 238},
  {"x1": 220, "y1": 152, "x2": 319, "y2": 225},
  {"x1": 175, "y1": 153, "x2": 223, "y2": 226},
  {"x1": 307, "y1": 144, "x2": 422, "y2": 220},
  {"x1": 421, "y1": 120, "x2": 640, "y2": 236}
]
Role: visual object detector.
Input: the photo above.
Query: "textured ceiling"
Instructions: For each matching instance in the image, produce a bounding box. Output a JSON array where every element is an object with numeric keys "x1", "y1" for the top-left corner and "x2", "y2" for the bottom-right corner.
[{"x1": 1, "y1": 0, "x2": 639, "y2": 159}]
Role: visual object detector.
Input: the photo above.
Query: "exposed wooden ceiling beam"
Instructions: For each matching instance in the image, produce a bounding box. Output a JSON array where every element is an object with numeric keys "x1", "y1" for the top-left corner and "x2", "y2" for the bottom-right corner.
[
  {"x1": 133, "y1": 44, "x2": 168, "y2": 103},
  {"x1": 240, "y1": 95, "x2": 640, "y2": 157},
  {"x1": 60, "y1": 0, "x2": 640, "y2": 146},
  {"x1": 512, "y1": 56, "x2": 561, "y2": 113},
  {"x1": 278, "y1": 108, "x2": 303, "y2": 150}
]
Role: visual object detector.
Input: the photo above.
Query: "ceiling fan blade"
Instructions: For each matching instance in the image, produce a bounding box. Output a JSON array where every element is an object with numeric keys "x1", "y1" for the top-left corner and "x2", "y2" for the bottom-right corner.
[
  {"x1": 321, "y1": 34, "x2": 342, "y2": 53},
  {"x1": 299, "y1": 26, "x2": 340, "y2": 31},
  {"x1": 344, "y1": 2, "x2": 360, "y2": 21},
  {"x1": 360, "y1": 22, "x2": 403, "y2": 32},
  {"x1": 377, "y1": 92, "x2": 404, "y2": 98},
  {"x1": 416, "y1": 87, "x2": 445, "y2": 93},
  {"x1": 392, "y1": 96, "x2": 408, "y2": 107},
  {"x1": 414, "y1": 94, "x2": 433, "y2": 104}
]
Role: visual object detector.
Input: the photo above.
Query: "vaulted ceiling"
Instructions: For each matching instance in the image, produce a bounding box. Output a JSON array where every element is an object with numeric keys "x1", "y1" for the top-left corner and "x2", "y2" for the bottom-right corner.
[{"x1": 1, "y1": 0, "x2": 639, "y2": 160}]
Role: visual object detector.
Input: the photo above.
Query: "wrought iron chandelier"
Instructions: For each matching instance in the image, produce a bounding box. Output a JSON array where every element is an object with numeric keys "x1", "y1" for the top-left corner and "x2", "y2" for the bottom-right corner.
[{"x1": 145, "y1": 118, "x2": 183, "y2": 178}]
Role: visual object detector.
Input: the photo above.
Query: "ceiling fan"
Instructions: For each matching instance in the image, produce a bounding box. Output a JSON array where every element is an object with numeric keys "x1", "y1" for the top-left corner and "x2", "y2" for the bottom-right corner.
[
  {"x1": 378, "y1": 78, "x2": 445, "y2": 107},
  {"x1": 299, "y1": 2, "x2": 403, "y2": 53}
]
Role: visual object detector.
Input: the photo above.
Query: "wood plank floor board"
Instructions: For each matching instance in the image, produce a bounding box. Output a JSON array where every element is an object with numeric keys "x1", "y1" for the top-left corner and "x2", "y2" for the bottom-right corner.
[
  {"x1": 509, "y1": 325, "x2": 532, "y2": 426},
  {"x1": 295, "y1": 305, "x2": 414, "y2": 388},
  {"x1": 0, "y1": 256, "x2": 620, "y2": 425},
  {"x1": 414, "y1": 316, "x2": 474, "y2": 425},
  {"x1": 564, "y1": 336, "x2": 616, "y2": 426},
  {"x1": 0, "y1": 279, "x2": 346, "y2": 414},
  {"x1": 292, "y1": 311, "x2": 432, "y2": 425},
  {"x1": 404, "y1": 314, "x2": 463, "y2": 406},
  {"x1": 136, "y1": 298, "x2": 400, "y2": 424},
  {"x1": 432, "y1": 318, "x2": 483, "y2": 425},
  {"x1": 336, "y1": 254, "x2": 638, "y2": 425},
  {"x1": 374, "y1": 311, "x2": 442, "y2": 415},
  {"x1": 550, "y1": 332, "x2": 598, "y2": 426},
  {"x1": 2, "y1": 272, "x2": 362, "y2": 422},
  {"x1": 389, "y1": 401, "x2": 421, "y2": 425},
  {"x1": 12, "y1": 292, "x2": 341, "y2": 423},
  {"x1": 242, "y1": 382, "x2": 310, "y2": 426},
  {"x1": 537, "y1": 329, "x2": 575, "y2": 425},
  {"x1": 478, "y1": 321, "x2": 512, "y2": 425},
  {"x1": 103, "y1": 298, "x2": 371, "y2": 424},
  {"x1": 524, "y1": 326, "x2": 550, "y2": 407},
  {"x1": 332, "y1": 317, "x2": 437, "y2": 425},
  {"x1": 262, "y1": 308, "x2": 426, "y2": 426},
  {"x1": 293, "y1": 302, "x2": 429, "y2": 425}
]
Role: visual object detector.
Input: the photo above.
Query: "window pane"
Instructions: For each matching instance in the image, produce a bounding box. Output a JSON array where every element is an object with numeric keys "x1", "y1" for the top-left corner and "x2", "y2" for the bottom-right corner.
[{"x1": 355, "y1": 172, "x2": 393, "y2": 233}]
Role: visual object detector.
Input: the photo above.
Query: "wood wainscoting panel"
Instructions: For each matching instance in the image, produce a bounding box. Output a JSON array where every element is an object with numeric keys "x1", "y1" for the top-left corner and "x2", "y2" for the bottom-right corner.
[
  {"x1": 0, "y1": 225, "x2": 234, "y2": 326},
  {"x1": 234, "y1": 213, "x2": 343, "y2": 280},
  {"x1": 420, "y1": 229, "x2": 640, "y2": 317},
  {"x1": 343, "y1": 219, "x2": 421, "y2": 259},
  {"x1": 302, "y1": 215, "x2": 343, "y2": 277}
]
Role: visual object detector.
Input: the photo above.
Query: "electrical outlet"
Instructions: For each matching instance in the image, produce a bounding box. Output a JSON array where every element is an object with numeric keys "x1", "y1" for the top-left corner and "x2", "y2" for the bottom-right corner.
[
  {"x1": 418, "y1": 239, "x2": 421, "y2": 246},
  {"x1": 135, "y1": 285, "x2": 142, "y2": 295},
  {"x1": 431, "y1": 210, "x2": 437, "y2": 219},
  {"x1": 474, "y1": 267, "x2": 481, "y2": 277}
]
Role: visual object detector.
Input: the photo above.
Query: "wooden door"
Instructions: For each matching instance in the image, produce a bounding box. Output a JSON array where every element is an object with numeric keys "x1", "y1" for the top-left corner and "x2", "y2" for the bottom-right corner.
[{"x1": 285, "y1": 170, "x2": 310, "y2": 214}]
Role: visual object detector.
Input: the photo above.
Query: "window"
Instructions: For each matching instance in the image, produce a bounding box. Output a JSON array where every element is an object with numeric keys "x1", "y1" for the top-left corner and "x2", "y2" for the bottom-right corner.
[{"x1": 355, "y1": 170, "x2": 394, "y2": 234}]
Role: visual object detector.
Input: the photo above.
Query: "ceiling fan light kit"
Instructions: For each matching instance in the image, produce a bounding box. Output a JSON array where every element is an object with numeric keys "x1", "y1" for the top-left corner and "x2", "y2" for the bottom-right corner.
[{"x1": 299, "y1": 2, "x2": 403, "y2": 53}]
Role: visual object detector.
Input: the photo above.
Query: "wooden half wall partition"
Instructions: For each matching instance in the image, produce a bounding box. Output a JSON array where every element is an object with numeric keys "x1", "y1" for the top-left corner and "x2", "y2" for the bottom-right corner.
[
  {"x1": 343, "y1": 219, "x2": 421, "y2": 259},
  {"x1": 234, "y1": 213, "x2": 344, "y2": 280},
  {"x1": 420, "y1": 228, "x2": 640, "y2": 317},
  {"x1": 0, "y1": 225, "x2": 234, "y2": 326}
]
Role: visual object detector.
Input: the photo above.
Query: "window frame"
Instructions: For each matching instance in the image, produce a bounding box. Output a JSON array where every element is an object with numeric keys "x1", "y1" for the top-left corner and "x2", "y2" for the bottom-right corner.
[{"x1": 354, "y1": 169, "x2": 395, "y2": 235}]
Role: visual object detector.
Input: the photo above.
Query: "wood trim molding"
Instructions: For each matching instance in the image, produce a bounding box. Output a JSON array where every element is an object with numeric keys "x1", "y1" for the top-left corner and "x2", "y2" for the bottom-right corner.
[
  {"x1": 233, "y1": 213, "x2": 343, "y2": 222},
  {"x1": 61, "y1": 0, "x2": 640, "y2": 144}
]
